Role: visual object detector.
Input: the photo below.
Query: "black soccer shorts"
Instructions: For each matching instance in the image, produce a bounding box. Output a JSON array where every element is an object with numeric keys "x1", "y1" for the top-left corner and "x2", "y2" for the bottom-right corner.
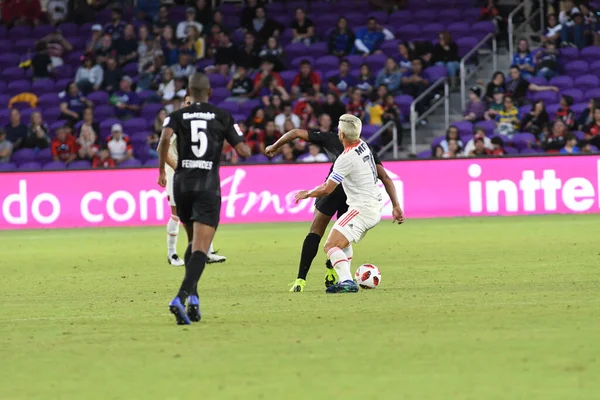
[
  {"x1": 174, "y1": 189, "x2": 221, "y2": 228},
  {"x1": 314, "y1": 184, "x2": 349, "y2": 219}
]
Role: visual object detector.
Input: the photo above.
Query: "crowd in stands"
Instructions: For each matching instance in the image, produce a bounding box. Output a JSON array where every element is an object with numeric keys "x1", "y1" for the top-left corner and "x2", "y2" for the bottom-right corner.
[{"x1": 426, "y1": 0, "x2": 600, "y2": 159}]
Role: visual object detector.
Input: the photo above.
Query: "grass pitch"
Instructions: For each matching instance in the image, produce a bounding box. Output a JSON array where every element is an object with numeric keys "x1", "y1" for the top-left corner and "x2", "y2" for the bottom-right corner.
[{"x1": 0, "y1": 215, "x2": 599, "y2": 400}]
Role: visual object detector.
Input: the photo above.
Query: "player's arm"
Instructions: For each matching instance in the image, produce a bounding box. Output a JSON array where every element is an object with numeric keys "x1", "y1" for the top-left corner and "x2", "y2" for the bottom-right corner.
[
  {"x1": 264, "y1": 128, "x2": 310, "y2": 156},
  {"x1": 377, "y1": 164, "x2": 405, "y2": 224},
  {"x1": 224, "y1": 115, "x2": 251, "y2": 157},
  {"x1": 295, "y1": 179, "x2": 338, "y2": 203},
  {"x1": 157, "y1": 126, "x2": 173, "y2": 187},
  {"x1": 166, "y1": 154, "x2": 177, "y2": 170}
]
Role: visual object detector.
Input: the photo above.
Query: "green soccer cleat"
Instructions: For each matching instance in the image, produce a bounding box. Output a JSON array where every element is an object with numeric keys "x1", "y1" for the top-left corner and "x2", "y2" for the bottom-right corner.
[
  {"x1": 289, "y1": 278, "x2": 306, "y2": 292},
  {"x1": 324, "y1": 269, "x2": 338, "y2": 288}
]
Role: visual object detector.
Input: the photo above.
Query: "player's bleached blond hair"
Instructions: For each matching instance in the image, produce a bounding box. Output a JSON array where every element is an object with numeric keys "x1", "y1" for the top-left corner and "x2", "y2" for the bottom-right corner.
[{"x1": 338, "y1": 114, "x2": 362, "y2": 141}]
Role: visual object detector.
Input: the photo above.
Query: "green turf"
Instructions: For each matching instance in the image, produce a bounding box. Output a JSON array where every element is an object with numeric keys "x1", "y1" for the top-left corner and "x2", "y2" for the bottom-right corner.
[{"x1": 0, "y1": 215, "x2": 599, "y2": 400}]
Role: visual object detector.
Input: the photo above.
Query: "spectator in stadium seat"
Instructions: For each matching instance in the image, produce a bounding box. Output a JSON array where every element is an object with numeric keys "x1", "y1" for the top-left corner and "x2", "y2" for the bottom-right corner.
[
  {"x1": 161, "y1": 25, "x2": 180, "y2": 66},
  {"x1": 87, "y1": 25, "x2": 105, "y2": 53},
  {"x1": 260, "y1": 120, "x2": 282, "y2": 155},
  {"x1": 522, "y1": 100, "x2": 549, "y2": 139},
  {"x1": 463, "y1": 86, "x2": 486, "y2": 122},
  {"x1": 480, "y1": 0, "x2": 500, "y2": 22},
  {"x1": 39, "y1": 29, "x2": 73, "y2": 68},
  {"x1": 227, "y1": 65, "x2": 254, "y2": 100},
  {"x1": 298, "y1": 102, "x2": 319, "y2": 130},
  {"x1": 560, "y1": 133, "x2": 580, "y2": 154},
  {"x1": 302, "y1": 143, "x2": 329, "y2": 162},
  {"x1": 92, "y1": 146, "x2": 117, "y2": 168},
  {"x1": 153, "y1": 5, "x2": 172, "y2": 33},
  {"x1": 560, "y1": 11, "x2": 588, "y2": 49},
  {"x1": 263, "y1": 94, "x2": 283, "y2": 121},
  {"x1": 542, "y1": 14, "x2": 562, "y2": 44},
  {"x1": 0, "y1": 129, "x2": 13, "y2": 163},
  {"x1": 346, "y1": 89, "x2": 367, "y2": 121},
  {"x1": 382, "y1": 93, "x2": 403, "y2": 147},
  {"x1": 292, "y1": 8, "x2": 316, "y2": 45},
  {"x1": 495, "y1": 95, "x2": 521, "y2": 136},
  {"x1": 273, "y1": 142, "x2": 296, "y2": 162},
  {"x1": 439, "y1": 126, "x2": 463, "y2": 153},
  {"x1": 433, "y1": 31, "x2": 460, "y2": 86},
  {"x1": 328, "y1": 59, "x2": 356, "y2": 99},
  {"x1": 51, "y1": 125, "x2": 77, "y2": 164},
  {"x1": 484, "y1": 88, "x2": 504, "y2": 121},
  {"x1": 401, "y1": 59, "x2": 430, "y2": 116},
  {"x1": 157, "y1": 69, "x2": 177, "y2": 111},
  {"x1": 535, "y1": 40, "x2": 559, "y2": 80},
  {"x1": 177, "y1": 7, "x2": 204, "y2": 40},
  {"x1": 321, "y1": 92, "x2": 346, "y2": 124},
  {"x1": 328, "y1": 17, "x2": 355, "y2": 57},
  {"x1": 78, "y1": 107, "x2": 100, "y2": 140},
  {"x1": 212, "y1": 10, "x2": 225, "y2": 32},
  {"x1": 138, "y1": 25, "x2": 160, "y2": 72},
  {"x1": 171, "y1": 53, "x2": 197, "y2": 79},
  {"x1": 584, "y1": 108, "x2": 600, "y2": 146},
  {"x1": 491, "y1": 136, "x2": 505, "y2": 155},
  {"x1": 483, "y1": 71, "x2": 506, "y2": 102},
  {"x1": 469, "y1": 136, "x2": 493, "y2": 157},
  {"x1": 260, "y1": 74, "x2": 290, "y2": 101},
  {"x1": 111, "y1": 76, "x2": 141, "y2": 120},
  {"x1": 259, "y1": 37, "x2": 284, "y2": 71},
  {"x1": 317, "y1": 113, "x2": 332, "y2": 133},
  {"x1": 75, "y1": 54, "x2": 104, "y2": 94},
  {"x1": 556, "y1": 95, "x2": 576, "y2": 130},
  {"x1": 4, "y1": 109, "x2": 27, "y2": 150},
  {"x1": 246, "y1": 6, "x2": 283, "y2": 46},
  {"x1": 104, "y1": 6, "x2": 126, "y2": 42},
  {"x1": 396, "y1": 42, "x2": 413, "y2": 75},
  {"x1": 512, "y1": 39, "x2": 535, "y2": 80},
  {"x1": 135, "y1": 0, "x2": 160, "y2": 23},
  {"x1": 153, "y1": 108, "x2": 167, "y2": 135},
  {"x1": 31, "y1": 41, "x2": 53, "y2": 80},
  {"x1": 115, "y1": 24, "x2": 138, "y2": 66},
  {"x1": 275, "y1": 102, "x2": 300, "y2": 132},
  {"x1": 102, "y1": 56, "x2": 123, "y2": 94},
  {"x1": 443, "y1": 139, "x2": 461, "y2": 158},
  {"x1": 241, "y1": 0, "x2": 261, "y2": 27},
  {"x1": 193, "y1": 0, "x2": 213, "y2": 27},
  {"x1": 292, "y1": 60, "x2": 322, "y2": 99},
  {"x1": 182, "y1": 25, "x2": 206, "y2": 61},
  {"x1": 77, "y1": 119, "x2": 100, "y2": 161},
  {"x1": 375, "y1": 57, "x2": 403, "y2": 95},
  {"x1": 354, "y1": 17, "x2": 395, "y2": 56},
  {"x1": 237, "y1": 33, "x2": 261, "y2": 71},
  {"x1": 106, "y1": 123, "x2": 133, "y2": 163},
  {"x1": 356, "y1": 64, "x2": 375, "y2": 98},
  {"x1": 506, "y1": 65, "x2": 558, "y2": 105},
  {"x1": 209, "y1": 33, "x2": 236, "y2": 76},
  {"x1": 578, "y1": 98, "x2": 598, "y2": 130},
  {"x1": 23, "y1": 111, "x2": 50, "y2": 150},
  {"x1": 463, "y1": 127, "x2": 493, "y2": 156},
  {"x1": 367, "y1": 85, "x2": 386, "y2": 126},
  {"x1": 95, "y1": 34, "x2": 117, "y2": 67},
  {"x1": 543, "y1": 120, "x2": 568, "y2": 151},
  {"x1": 2, "y1": 0, "x2": 41, "y2": 27},
  {"x1": 60, "y1": 82, "x2": 92, "y2": 124}
]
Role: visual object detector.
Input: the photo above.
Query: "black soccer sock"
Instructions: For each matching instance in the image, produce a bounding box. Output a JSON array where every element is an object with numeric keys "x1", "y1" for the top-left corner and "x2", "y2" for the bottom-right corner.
[
  {"x1": 297, "y1": 233, "x2": 322, "y2": 280},
  {"x1": 184, "y1": 243, "x2": 192, "y2": 265},
  {"x1": 177, "y1": 251, "x2": 207, "y2": 302}
]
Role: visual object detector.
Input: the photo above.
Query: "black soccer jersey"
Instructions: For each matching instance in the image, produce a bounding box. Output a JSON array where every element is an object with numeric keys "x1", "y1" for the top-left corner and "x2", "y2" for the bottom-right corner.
[
  {"x1": 164, "y1": 102, "x2": 244, "y2": 195},
  {"x1": 307, "y1": 130, "x2": 382, "y2": 178}
]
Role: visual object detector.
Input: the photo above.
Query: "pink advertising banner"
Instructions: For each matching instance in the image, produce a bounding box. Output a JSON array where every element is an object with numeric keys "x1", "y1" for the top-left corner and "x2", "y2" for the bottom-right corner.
[{"x1": 1, "y1": 155, "x2": 599, "y2": 230}]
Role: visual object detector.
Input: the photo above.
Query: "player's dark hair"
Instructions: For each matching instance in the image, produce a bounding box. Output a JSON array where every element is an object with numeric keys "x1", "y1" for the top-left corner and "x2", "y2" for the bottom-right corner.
[{"x1": 187, "y1": 72, "x2": 211, "y2": 101}]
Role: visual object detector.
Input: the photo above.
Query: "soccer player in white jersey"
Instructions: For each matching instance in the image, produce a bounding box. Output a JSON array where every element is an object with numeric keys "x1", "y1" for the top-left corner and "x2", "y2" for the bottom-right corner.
[
  {"x1": 164, "y1": 98, "x2": 226, "y2": 266},
  {"x1": 295, "y1": 114, "x2": 402, "y2": 293}
]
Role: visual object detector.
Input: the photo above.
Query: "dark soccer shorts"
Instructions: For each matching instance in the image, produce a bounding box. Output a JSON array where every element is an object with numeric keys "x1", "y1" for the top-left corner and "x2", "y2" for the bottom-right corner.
[
  {"x1": 314, "y1": 184, "x2": 348, "y2": 219},
  {"x1": 174, "y1": 189, "x2": 221, "y2": 228}
]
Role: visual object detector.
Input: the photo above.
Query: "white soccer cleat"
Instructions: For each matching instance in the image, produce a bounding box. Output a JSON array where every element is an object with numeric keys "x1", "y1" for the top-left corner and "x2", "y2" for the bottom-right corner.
[
  {"x1": 168, "y1": 254, "x2": 185, "y2": 266},
  {"x1": 207, "y1": 252, "x2": 226, "y2": 264}
]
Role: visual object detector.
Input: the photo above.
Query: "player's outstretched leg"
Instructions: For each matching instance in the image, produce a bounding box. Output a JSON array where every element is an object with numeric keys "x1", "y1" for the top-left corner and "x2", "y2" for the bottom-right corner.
[
  {"x1": 323, "y1": 230, "x2": 358, "y2": 294},
  {"x1": 207, "y1": 242, "x2": 227, "y2": 264},
  {"x1": 167, "y1": 210, "x2": 184, "y2": 266}
]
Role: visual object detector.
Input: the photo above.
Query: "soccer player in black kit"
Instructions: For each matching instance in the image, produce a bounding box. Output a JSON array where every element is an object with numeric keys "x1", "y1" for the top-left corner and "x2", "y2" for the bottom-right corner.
[
  {"x1": 265, "y1": 126, "x2": 404, "y2": 292},
  {"x1": 158, "y1": 73, "x2": 250, "y2": 325}
]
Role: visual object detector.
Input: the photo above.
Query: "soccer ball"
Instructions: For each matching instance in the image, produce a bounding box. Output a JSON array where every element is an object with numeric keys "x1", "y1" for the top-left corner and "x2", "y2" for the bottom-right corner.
[{"x1": 355, "y1": 264, "x2": 381, "y2": 289}]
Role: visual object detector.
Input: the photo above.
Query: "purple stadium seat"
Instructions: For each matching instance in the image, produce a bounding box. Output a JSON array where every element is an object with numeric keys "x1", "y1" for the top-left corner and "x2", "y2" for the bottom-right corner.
[
  {"x1": 396, "y1": 24, "x2": 421, "y2": 41},
  {"x1": 55, "y1": 78, "x2": 72, "y2": 91},
  {"x1": 94, "y1": 104, "x2": 116, "y2": 119},
  {"x1": 2, "y1": 67, "x2": 26, "y2": 80},
  {"x1": 315, "y1": 55, "x2": 339, "y2": 70},
  {"x1": 119, "y1": 159, "x2": 142, "y2": 168},
  {"x1": 413, "y1": 10, "x2": 437, "y2": 22},
  {"x1": 123, "y1": 62, "x2": 138, "y2": 76},
  {"x1": 389, "y1": 10, "x2": 412, "y2": 24},
  {"x1": 87, "y1": 91, "x2": 109, "y2": 104},
  {"x1": 394, "y1": 95, "x2": 414, "y2": 116},
  {"x1": 309, "y1": 42, "x2": 328, "y2": 57},
  {"x1": 549, "y1": 76, "x2": 573, "y2": 91},
  {"x1": 519, "y1": 148, "x2": 539, "y2": 155},
  {"x1": 471, "y1": 21, "x2": 496, "y2": 35},
  {"x1": 290, "y1": 56, "x2": 314, "y2": 69},
  {"x1": 7, "y1": 80, "x2": 31, "y2": 95},
  {"x1": 32, "y1": 25, "x2": 54, "y2": 39},
  {"x1": 140, "y1": 103, "x2": 164, "y2": 120},
  {"x1": 11, "y1": 148, "x2": 37, "y2": 165},
  {"x1": 0, "y1": 52, "x2": 18, "y2": 65},
  {"x1": 431, "y1": 135, "x2": 444, "y2": 148},
  {"x1": 511, "y1": 132, "x2": 536, "y2": 149},
  {"x1": 361, "y1": 124, "x2": 379, "y2": 140},
  {"x1": 574, "y1": 74, "x2": 600, "y2": 90},
  {"x1": 545, "y1": 103, "x2": 560, "y2": 115},
  {"x1": 532, "y1": 90, "x2": 558, "y2": 104},
  {"x1": 240, "y1": 99, "x2": 261, "y2": 114},
  {"x1": 528, "y1": 76, "x2": 547, "y2": 86},
  {"x1": 573, "y1": 130, "x2": 585, "y2": 140},
  {"x1": 584, "y1": 88, "x2": 600, "y2": 99},
  {"x1": 144, "y1": 158, "x2": 159, "y2": 167},
  {"x1": 565, "y1": 60, "x2": 589, "y2": 77},
  {"x1": 365, "y1": 54, "x2": 387, "y2": 72},
  {"x1": 417, "y1": 149, "x2": 432, "y2": 158},
  {"x1": 218, "y1": 101, "x2": 240, "y2": 114},
  {"x1": 59, "y1": 22, "x2": 78, "y2": 36},
  {"x1": 211, "y1": 87, "x2": 230, "y2": 102},
  {"x1": 579, "y1": 46, "x2": 600, "y2": 63},
  {"x1": 452, "y1": 120, "x2": 473, "y2": 136},
  {"x1": 207, "y1": 73, "x2": 227, "y2": 88},
  {"x1": 99, "y1": 118, "x2": 122, "y2": 137},
  {"x1": 18, "y1": 161, "x2": 41, "y2": 171},
  {"x1": 558, "y1": 47, "x2": 579, "y2": 63},
  {"x1": 68, "y1": 160, "x2": 92, "y2": 169},
  {"x1": 137, "y1": 90, "x2": 156, "y2": 103},
  {"x1": 0, "y1": 25, "x2": 7, "y2": 38},
  {"x1": 463, "y1": 8, "x2": 482, "y2": 22},
  {"x1": 475, "y1": 120, "x2": 496, "y2": 136},
  {"x1": 561, "y1": 88, "x2": 584, "y2": 103},
  {"x1": 279, "y1": 70, "x2": 298, "y2": 88},
  {"x1": 0, "y1": 162, "x2": 16, "y2": 172},
  {"x1": 503, "y1": 147, "x2": 518, "y2": 155},
  {"x1": 421, "y1": 23, "x2": 445, "y2": 40},
  {"x1": 519, "y1": 104, "x2": 532, "y2": 115},
  {"x1": 44, "y1": 109, "x2": 62, "y2": 124},
  {"x1": 244, "y1": 154, "x2": 270, "y2": 163},
  {"x1": 31, "y1": 79, "x2": 55, "y2": 94},
  {"x1": 124, "y1": 118, "x2": 148, "y2": 132},
  {"x1": 43, "y1": 161, "x2": 66, "y2": 170},
  {"x1": 572, "y1": 103, "x2": 588, "y2": 115},
  {"x1": 380, "y1": 40, "x2": 400, "y2": 57},
  {"x1": 368, "y1": 11, "x2": 388, "y2": 24},
  {"x1": 447, "y1": 22, "x2": 469, "y2": 37},
  {"x1": 456, "y1": 36, "x2": 479, "y2": 58},
  {"x1": 37, "y1": 93, "x2": 61, "y2": 108},
  {"x1": 9, "y1": 25, "x2": 32, "y2": 39},
  {"x1": 425, "y1": 65, "x2": 448, "y2": 81},
  {"x1": 440, "y1": 9, "x2": 461, "y2": 22},
  {"x1": 36, "y1": 148, "x2": 53, "y2": 163}
]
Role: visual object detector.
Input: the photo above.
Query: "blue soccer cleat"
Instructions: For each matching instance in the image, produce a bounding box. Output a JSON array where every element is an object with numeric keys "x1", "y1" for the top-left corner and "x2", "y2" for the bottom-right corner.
[
  {"x1": 187, "y1": 295, "x2": 202, "y2": 322},
  {"x1": 169, "y1": 297, "x2": 191, "y2": 325},
  {"x1": 325, "y1": 279, "x2": 359, "y2": 294}
]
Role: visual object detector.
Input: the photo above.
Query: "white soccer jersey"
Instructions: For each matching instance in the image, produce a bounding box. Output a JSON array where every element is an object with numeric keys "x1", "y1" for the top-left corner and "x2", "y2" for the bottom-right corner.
[
  {"x1": 329, "y1": 140, "x2": 383, "y2": 211},
  {"x1": 166, "y1": 134, "x2": 178, "y2": 173}
]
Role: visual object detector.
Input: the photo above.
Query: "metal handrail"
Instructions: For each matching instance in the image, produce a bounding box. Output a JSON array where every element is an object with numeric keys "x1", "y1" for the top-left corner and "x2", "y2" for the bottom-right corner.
[
  {"x1": 364, "y1": 120, "x2": 398, "y2": 159},
  {"x1": 508, "y1": 0, "x2": 545, "y2": 60},
  {"x1": 409, "y1": 77, "x2": 450, "y2": 155},
  {"x1": 459, "y1": 33, "x2": 498, "y2": 110}
]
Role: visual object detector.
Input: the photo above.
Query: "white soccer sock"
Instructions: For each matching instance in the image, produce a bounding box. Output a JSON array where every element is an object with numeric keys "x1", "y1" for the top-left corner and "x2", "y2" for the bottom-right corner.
[
  {"x1": 327, "y1": 247, "x2": 353, "y2": 282},
  {"x1": 342, "y1": 245, "x2": 353, "y2": 271},
  {"x1": 167, "y1": 215, "x2": 180, "y2": 257},
  {"x1": 208, "y1": 242, "x2": 214, "y2": 254}
]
